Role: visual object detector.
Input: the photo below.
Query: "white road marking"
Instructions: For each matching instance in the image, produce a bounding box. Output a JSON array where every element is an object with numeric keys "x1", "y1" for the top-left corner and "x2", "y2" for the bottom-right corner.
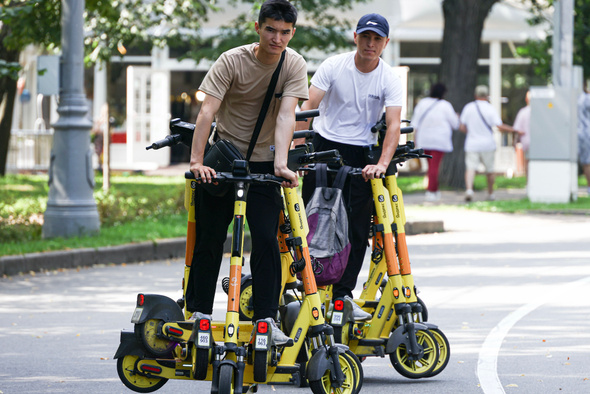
[{"x1": 477, "y1": 275, "x2": 590, "y2": 393}]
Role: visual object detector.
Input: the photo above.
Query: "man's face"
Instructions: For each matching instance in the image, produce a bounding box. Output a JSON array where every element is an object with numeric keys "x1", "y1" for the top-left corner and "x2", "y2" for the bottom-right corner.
[
  {"x1": 354, "y1": 30, "x2": 389, "y2": 62},
  {"x1": 255, "y1": 18, "x2": 295, "y2": 56}
]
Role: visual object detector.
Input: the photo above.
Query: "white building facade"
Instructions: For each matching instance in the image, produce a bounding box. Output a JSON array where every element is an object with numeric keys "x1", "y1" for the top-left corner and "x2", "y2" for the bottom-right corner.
[{"x1": 11, "y1": 0, "x2": 547, "y2": 172}]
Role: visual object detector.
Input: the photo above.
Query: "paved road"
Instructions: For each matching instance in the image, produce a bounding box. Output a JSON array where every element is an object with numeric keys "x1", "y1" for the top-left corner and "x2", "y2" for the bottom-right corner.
[{"x1": 1, "y1": 208, "x2": 589, "y2": 394}]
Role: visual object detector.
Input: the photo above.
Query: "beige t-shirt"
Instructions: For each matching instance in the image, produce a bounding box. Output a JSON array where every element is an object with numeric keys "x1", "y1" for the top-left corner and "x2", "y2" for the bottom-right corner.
[{"x1": 200, "y1": 43, "x2": 309, "y2": 162}]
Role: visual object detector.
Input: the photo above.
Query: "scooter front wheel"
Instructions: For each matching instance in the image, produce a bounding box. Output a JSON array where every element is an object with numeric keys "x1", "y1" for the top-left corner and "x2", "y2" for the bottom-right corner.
[
  {"x1": 218, "y1": 364, "x2": 235, "y2": 394},
  {"x1": 309, "y1": 350, "x2": 359, "y2": 394},
  {"x1": 135, "y1": 319, "x2": 176, "y2": 358},
  {"x1": 389, "y1": 328, "x2": 439, "y2": 379},
  {"x1": 427, "y1": 328, "x2": 450, "y2": 377},
  {"x1": 341, "y1": 349, "x2": 363, "y2": 394},
  {"x1": 116, "y1": 355, "x2": 168, "y2": 393}
]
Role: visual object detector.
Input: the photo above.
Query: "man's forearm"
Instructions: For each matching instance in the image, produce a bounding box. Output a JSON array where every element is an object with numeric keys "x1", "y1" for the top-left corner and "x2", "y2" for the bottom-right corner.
[{"x1": 378, "y1": 124, "x2": 400, "y2": 167}]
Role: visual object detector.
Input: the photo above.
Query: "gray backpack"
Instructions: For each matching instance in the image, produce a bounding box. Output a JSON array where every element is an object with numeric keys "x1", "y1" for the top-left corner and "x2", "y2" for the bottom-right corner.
[{"x1": 304, "y1": 164, "x2": 352, "y2": 286}]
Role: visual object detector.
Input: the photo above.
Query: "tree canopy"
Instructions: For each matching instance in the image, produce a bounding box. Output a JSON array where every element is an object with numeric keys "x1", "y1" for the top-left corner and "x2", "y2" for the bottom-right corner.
[
  {"x1": 0, "y1": 0, "x2": 367, "y2": 175},
  {"x1": 517, "y1": 0, "x2": 590, "y2": 82},
  {"x1": 184, "y1": 0, "x2": 367, "y2": 62}
]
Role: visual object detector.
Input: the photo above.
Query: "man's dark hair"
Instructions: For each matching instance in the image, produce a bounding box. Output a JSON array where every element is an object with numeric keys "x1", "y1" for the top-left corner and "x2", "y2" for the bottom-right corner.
[
  {"x1": 259, "y1": 0, "x2": 298, "y2": 26},
  {"x1": 430, "y1": 83, "x2": 447, "y2": 99}
]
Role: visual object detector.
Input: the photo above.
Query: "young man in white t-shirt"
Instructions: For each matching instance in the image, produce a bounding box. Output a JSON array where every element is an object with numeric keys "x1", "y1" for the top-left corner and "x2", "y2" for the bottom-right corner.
[
  {"x1": 295, "y1": 13, "x2": 403, "y2": 319},
  {"x1": 459, "y1": 85, "x2": 514, "y2": 201}
]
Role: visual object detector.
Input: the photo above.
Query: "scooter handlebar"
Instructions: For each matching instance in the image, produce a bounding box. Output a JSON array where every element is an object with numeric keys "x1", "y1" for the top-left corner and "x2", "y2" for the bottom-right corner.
[
  {"x1": 146, "y1": 134, "x2": 182, "y2": 150},
  {"x1": 185, "y1": 170, "x2": 288, "y2": 186},
  {"x1": 295, "y1": 109, "x2": 319, "y2": 121}
]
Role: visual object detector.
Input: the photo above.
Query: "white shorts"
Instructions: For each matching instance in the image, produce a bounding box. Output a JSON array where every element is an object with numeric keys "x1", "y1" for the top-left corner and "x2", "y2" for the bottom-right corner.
[{"x1": 465, "y1": 150, "x2": 495, "y2": 173}]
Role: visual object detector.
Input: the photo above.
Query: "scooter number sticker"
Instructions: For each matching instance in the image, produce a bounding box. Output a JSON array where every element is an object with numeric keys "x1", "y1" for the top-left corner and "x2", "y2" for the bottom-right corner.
[
  {"x1": 131, "y1": 307, "x2": 143, "y2": 323},
  {"x1": 197, "y1": 332, "x2": 210, "y2": 348},
  {"x1": 332, "y1": 312, "x2": 343, "y2": 325},
  {"x1": 255, "y1": 335, "x2": 268, "y2": 350}
]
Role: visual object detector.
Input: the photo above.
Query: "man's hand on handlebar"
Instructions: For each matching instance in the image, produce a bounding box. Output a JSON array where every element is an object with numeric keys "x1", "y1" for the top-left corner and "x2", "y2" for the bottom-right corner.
[
  {"x1": 275, "y1": 166, "x2": 299, "y2": 188},
  {"x1": 362, "y1": 163, "x2": 387, "y2": 181},
  {"x1": 190, "y1": 163, "x2": 217, "y2": 184}
]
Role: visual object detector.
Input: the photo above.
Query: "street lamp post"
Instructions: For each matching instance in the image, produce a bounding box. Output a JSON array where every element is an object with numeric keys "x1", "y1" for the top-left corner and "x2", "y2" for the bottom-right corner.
[{"x1": 43, "y1": 0, "x2": 100, "y2": 238}]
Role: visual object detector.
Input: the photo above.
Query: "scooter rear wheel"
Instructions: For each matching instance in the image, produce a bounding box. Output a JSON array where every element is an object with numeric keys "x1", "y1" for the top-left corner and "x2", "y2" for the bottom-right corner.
[
  {"x1": 308, "y1": 349, "x2": 359, "y2": 394},
  {"x1": 239, "y1": 278, "x2": 254, "y2": 321},
  {"x1": 218, "y1": 364, "x2": 235, "y2": 394},
  {"x1": 427, "y1": 328, "x2": 450, "y2": 377},
  {"x1": 389, "y1": 328, "x2": 439, "y2": 379},
  {"x1": 193, "y1": 347, "x2": 210, "y2": 380},
  {"x1": 135, "y1": 319, "x2": 176, "y2": 358},
  {"x1": 116, "y1": 355, "x2": 168, "y2": 393},
  {"x1": 253, "y1": 350, "x2": 268, "y2": 382}
]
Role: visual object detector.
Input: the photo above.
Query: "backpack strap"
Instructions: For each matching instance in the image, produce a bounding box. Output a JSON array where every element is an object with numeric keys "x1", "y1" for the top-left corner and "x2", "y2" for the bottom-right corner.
[
  {"x1": 315, "y1": 163, "x2": 328, "y2": 188},
  {"x1": 332, "y1": 165, "x2": 351, "y2": 190}
]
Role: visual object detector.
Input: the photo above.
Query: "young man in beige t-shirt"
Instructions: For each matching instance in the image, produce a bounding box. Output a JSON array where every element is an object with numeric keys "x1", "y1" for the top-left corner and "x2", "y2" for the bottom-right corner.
[{"x1": 186, "y1": 0, "x2": 309, "y2": 344}]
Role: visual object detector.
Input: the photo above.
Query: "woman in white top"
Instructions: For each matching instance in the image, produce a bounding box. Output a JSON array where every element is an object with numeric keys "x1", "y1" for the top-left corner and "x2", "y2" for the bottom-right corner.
[{"x1": 413, "y1": 83, "x2": 459, "y2": 201}]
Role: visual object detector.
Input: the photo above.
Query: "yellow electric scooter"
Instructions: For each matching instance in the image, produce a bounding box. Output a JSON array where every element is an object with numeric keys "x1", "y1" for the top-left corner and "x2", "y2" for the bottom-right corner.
[{"x1": 114, "y1": 111, "x2": 362, "y2": 394}]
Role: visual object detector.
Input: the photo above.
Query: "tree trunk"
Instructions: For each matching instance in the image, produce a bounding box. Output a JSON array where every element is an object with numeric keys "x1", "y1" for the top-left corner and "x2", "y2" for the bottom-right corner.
[
  {"x1": 438, "y1": 0, "x2": 498, "y2": 189},
  {"x1": 0, "y1": 26, "x2": 19, "y2": 176}
]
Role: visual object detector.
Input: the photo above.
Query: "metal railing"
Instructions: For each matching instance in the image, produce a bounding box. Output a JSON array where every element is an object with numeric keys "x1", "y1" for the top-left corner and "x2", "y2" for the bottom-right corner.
[{"x1": 6, "y1": 130, "x2": 54, "y2": 172}]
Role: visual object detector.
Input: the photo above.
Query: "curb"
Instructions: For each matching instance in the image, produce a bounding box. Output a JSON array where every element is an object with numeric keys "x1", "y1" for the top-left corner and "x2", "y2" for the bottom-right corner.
[
  {"x1": 0, "y1": 220, "x2": 439, "y2": 277},
  {"x1": 405, "y1": 220, "x2": 444, "y2": 235}
]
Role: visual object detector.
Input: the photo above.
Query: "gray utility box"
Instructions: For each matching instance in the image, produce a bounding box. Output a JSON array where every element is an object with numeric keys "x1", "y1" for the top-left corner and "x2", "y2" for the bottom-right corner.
[{"x1": 529, "y1": 86, "x2": 578, "y2": 162}]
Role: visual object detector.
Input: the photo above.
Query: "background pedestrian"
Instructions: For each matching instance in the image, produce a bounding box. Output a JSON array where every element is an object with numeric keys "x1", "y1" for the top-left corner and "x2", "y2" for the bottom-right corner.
[{"x1": 413, "y1": 82, "x2": 459, "y2": 201}]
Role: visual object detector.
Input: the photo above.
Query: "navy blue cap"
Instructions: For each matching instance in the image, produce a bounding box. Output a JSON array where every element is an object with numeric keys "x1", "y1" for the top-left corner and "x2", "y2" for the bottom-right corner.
[{"x1": 356, "y1": 13, "x2": 389, "y2": 37}]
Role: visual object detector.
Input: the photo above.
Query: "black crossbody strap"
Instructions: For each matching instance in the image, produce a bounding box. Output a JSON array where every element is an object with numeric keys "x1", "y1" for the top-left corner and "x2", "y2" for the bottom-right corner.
[
  {"x1": 246, "y1": 50, "x2": 286, "y2": 161},
  {"x1": 474, "y1": 101, "x2": 494, "y2": 133},
  {"x1": 416, "y1": 99, "x2": 440, "y2": 129}
]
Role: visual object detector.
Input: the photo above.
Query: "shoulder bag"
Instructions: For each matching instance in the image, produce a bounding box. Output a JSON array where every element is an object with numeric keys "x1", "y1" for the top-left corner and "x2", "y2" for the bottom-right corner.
[{"x1": 202, "y1": 50, "x2": 286, "y2": 195}]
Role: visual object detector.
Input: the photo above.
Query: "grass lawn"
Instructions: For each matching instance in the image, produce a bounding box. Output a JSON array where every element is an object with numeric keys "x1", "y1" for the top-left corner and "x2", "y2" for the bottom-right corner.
[{"x1": 1, "y1": 172, "x2": 588, "y2": 257}]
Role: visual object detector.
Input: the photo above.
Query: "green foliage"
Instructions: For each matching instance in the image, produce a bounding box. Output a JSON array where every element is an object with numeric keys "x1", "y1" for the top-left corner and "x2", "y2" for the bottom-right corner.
[
  {"x1": 474, "y1": 174, "x2": 528, "y2": 190},
  {"x1": 0, "y1": 0, "x2": 61, "y2": 51},
  {"x1": 518, "y1": 0, "x2": 590, "y2": 81},
  {"x1": 468, "y1": 195, "x2": 590, "y2": 214},
  {"x1": 1, "y1": 0, "x2": 366, "y2": 68},
  {"x1": 0, "y1": 174, "x2": 185, "y2": 252},
  {"x1": 0, "y1": 174, "x2": 48, "y2": 242},
  {"x1": 0, "y1": 213, "x2": 187, "y2": 256},
  {"x1": 0, "y1": 59, "x2": 21, "y2": 80},
  {"x1": 0, "y1": 0, "x2": 216, "y2": 68},
  {"x1": 1, "y1": 172, "x2": 588, "y2": 256},
  {"x1": 185, "y1": 0, "x2": 368, "y2": 62},
  {"x1": 83, "y1": 0, "x2": 217, "y2": 65}
]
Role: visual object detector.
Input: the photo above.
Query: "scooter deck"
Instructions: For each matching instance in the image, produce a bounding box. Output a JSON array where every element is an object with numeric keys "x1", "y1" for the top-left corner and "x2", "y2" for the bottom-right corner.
[{"x1": 163, "y1": 320, "x2": 255, "y2": 344}]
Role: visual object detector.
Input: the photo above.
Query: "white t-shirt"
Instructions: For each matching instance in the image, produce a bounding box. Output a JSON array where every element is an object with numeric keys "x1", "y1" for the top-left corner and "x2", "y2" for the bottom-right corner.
[
  {"x1": 413, "y1": 97, "x2": 459, "y2": 152},
  {"x1": 460, "y1": 100, "x2": 502, "y2": 152},
  {"x1": 513, "y1": 105, "x2": 531, "y2": 151},
  {"x1": 310, "y1": 51, "x2": 403, "y2": 146}
]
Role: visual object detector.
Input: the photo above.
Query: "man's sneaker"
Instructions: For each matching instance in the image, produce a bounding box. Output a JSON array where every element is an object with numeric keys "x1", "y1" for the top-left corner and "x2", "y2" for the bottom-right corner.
[
  {"x1": 425, "y1": 191, "x2": 437, "y2": 201},
  {"x1": 465, "y1": 189, "x2": 474, "y2": 202},
  {"x1": 344, "y1": 296, "x2": 372, "y2": 321},
  {"x1": 256, "y1": 318, "x2": 292, "y2": 347},
  {"x1": 487, "y1": 193, "x2": 496, "y2": 201},
  {"x1": 425, "y1": 191, "x2": 441, "y2": 201},
  {"x1": 188, "y1": 312, "x2": 212, "y2": 321}
]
